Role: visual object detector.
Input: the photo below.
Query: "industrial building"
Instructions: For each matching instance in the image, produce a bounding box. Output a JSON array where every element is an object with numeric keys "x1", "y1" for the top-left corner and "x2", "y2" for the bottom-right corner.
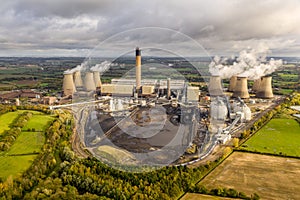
[{"x1": 60, "y1": 46, "x2": 280, "y2": 166}]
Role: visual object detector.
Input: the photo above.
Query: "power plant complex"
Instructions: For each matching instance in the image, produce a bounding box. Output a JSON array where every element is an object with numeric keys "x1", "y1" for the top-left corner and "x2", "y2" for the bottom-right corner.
[{"x1": 60, "y1": 47, "x2": 279, "y2": 166}]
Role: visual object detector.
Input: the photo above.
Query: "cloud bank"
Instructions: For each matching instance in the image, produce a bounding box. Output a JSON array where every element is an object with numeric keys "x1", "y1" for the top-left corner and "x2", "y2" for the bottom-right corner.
[{"x1": 0, "y1": 0, "x2": 299, "y2": 56}]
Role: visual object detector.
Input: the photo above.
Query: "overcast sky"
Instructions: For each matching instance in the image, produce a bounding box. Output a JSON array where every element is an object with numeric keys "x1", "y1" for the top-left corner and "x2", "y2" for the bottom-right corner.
[{"x1": 0, "y1": 0, "x2": 299, "y2": 57}]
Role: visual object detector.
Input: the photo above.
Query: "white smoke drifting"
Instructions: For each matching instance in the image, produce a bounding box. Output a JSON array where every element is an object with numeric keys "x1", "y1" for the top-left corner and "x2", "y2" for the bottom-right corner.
[
  {"x1": 64, "y1": 60, "x2": 112, "y2": 74},
  {"x1": 209, "y1": 45, "x2": 283, "y2": 79},
  {"x1": 90, "y1": 60, "x2": 111, "y2": 74},
  {"x1": 64, "y1": 60, "x2": 88, "y2": 74}
]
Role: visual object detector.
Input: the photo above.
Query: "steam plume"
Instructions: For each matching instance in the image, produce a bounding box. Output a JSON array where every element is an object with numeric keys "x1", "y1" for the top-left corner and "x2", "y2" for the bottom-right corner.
[
  {"x1": 90, "y1": 60, "x2": 111, "y2": 74},
  {"x1": 64, "y1": 60, "x2": 111, "y2": 74},
  {"x1": 64, "y1": 60, "x2": 88, "y2": 74},
  {"x1": 209, "y1": 45, "x2": 283, "y2": 79}
]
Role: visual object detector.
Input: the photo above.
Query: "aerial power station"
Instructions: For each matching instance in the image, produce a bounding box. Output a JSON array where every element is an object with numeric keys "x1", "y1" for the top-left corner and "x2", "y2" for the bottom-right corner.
[{"x1": 60, "y1": 47, "x2": 278, "y2": 165}]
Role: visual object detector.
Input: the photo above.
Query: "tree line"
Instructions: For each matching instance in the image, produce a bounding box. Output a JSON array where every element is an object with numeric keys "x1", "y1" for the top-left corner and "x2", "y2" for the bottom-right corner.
[{"x1": 0, "y1": 111, "x2": 32, "y2": 151}]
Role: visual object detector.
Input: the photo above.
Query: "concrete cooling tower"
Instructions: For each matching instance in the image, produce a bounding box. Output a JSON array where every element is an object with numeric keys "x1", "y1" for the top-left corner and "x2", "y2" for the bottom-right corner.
[
  {"x1": 232, "y1": 77, "x2": 249, "y2": 99},
  {"x1": 73, "y1": 71, "x2": 83, "y2": 88},
  {"x1": 256, "y1": 76, "x2": 273, "y2": 98},
  {"x1": 93, "y1": 71, "x2": 102, "y2": 88},
  {"x1": 84, "y1": 72, "x2": 96, "y2": 91},
  {"x1": 63, "y1": 73, "x2": 76, "y2": 96},
  {"x1": 252, "y1": 78, "x2": 261, "y2": 92},
  {"x1": 208, "y1": 76, "x2": 224, "y2": 96},
  {"x1": 228, "y1": 76, "x2": 237, "y2": 92}
]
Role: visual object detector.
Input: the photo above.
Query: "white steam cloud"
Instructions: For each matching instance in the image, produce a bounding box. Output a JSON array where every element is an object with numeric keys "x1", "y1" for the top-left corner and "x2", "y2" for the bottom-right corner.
[
  {"x1": 209, "y1": 45, "x2": 283, "y2": 79},
  {"x1": 64, "y1": 60, "x2": 111, "y2": 74},
  {"x1": 64, "y1": 60, "x2": 88, "y2": 74},
  {"x1": 90, "y1": 61, "x2": 111, "y2": 74}
]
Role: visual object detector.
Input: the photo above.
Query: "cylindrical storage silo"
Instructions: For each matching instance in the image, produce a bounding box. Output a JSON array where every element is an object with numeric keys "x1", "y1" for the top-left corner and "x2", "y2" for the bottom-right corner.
[{"x1": 210, "y1": 99, "x2": 228, "y2": 121}]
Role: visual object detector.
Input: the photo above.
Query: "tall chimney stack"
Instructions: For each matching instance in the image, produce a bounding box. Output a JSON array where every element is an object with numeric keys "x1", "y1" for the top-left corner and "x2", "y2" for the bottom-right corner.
[
  {"x1": 136, "y1": 47, "x2": 141, "y2": 93},
  {"x1": 252, "y1": 78, "x2": 261, "y2": 92},
  {"x1": 256, "y1": 76, "x2": 273, "y2": 98},
  {"x1": 93, "y1": 71, "x2": 102, "y2": 88},
  {"x1": 228, "y1": 76, "x2": 237, "y2": 92},
  {"x1": 73, "y1": 71, "x2": 83, "y2": 88},
  {"x1": 208, "y1": 76, "x2": 224, "y2": 96},
  {"x1": 167, "y1": 78, "x2": 171, "y2": 99},
  {"x1": 63, "y1": 73, "x2": 76, "y2": 96},
  {"x1": 84, "y1": 72, "x2": 96, "y2": 91},
  {"x1": 232, "y1": 77, "x2": 249, "y2": 98}
]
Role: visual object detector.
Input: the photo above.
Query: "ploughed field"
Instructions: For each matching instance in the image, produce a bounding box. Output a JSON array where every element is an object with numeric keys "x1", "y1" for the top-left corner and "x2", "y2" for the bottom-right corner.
[{"x1": 199, "y1": 152, "x2": 300, "y2": 200}]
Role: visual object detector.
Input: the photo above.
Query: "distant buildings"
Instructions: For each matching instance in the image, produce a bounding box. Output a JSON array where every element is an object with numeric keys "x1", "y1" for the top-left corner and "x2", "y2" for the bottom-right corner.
[{"x1": 0, "y1": 89, "x2": 57, "y2": 105}]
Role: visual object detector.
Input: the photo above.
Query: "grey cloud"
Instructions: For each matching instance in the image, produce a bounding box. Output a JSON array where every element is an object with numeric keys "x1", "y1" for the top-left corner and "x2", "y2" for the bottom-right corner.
[{"x1": 0, "y1": 0, "x2": 299, "y2": 56}]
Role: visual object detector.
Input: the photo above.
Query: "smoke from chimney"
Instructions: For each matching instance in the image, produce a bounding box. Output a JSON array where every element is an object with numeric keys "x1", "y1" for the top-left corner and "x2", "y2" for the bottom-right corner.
[
  {"x1": 90, "y1": 61, "x2": 111, "y2": 74},
  {"x1": 65, "y1": 61, "x2": 88, "y2": 74},
  {"x1": 209, "y1": 44, "x2": 283, "y2": 79},
  {"x1": 65, "y1": 60, "x2": 111, "y2": 75}
]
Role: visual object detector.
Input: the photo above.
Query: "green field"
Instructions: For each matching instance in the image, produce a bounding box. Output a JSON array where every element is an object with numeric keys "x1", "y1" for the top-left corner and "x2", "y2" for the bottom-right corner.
[
  {"x1": 0, "y1": 155, "x2": 37, "y2": 180},
  {"x1": 0, "y1": 111, "x2": 25, "y2": 135},
  {"x1": 6, "y1": 132, "x2": 45, "y2": 155},
  {"x1": 0, "y1": 111, "x2": 54, "y2": 180},
  {"x1": 22, "y1": 113, "x2": 54, "y2": 131},
  {"x1": 241, "y1": 118, "x2": 300, "y2": 157}
]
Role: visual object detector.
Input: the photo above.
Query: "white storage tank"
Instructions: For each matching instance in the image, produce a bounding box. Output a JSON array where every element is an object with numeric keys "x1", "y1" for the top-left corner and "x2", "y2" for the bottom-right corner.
[
  {"x1": 242, "y1": 106, "x2": 252, "y2": 121},
  {"x1": 210, "y1": 99, "x2": 228, "y2": 121}
]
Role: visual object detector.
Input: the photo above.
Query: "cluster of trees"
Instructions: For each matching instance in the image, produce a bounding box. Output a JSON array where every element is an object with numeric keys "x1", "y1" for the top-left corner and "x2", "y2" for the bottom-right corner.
[
  {"x1": 0, "y1": 103, "x2": 224, "y2": 199},
  {"x1": 0, "y1": 105, "x2": 17, "y2": 115},
  {"x1": 191, "y1": 184, "x2": 260, "y2": 200},
  {"x1": 0, "y1": 111, "x2": 32, "y2": 151},
  {"x1": 0, "y1": 104, "x2": 51, "y2": 115},
  {"x1": 0, "y1": 100, "x2": 274, "y2": 199},
  {"x1": 0, "y1": 108, "x2": 72, "y2": 199},
  {"x1": 22, "y1": 155, "x2": 223, "y2": 199}
]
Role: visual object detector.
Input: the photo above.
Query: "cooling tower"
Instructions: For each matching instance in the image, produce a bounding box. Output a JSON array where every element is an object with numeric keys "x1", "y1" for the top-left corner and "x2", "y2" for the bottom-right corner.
[
  {"x1": 228, "y1": 76, "x2": 237, "y2": 92},
  {"x1": 84, "y1": 72, "x2": 96, "y2": 91},
  {"x1": 252, "y1": 78, "x2": 261, "y2": 92},
  {"x1": 256, "y1": 76, "x2": 273, "y2": 98},
  {"x1": 63, "y1": 73, "x2": 76, "y2": 96},
  {"x1": 208, "y1": 76, "x2": 224, "y2": 96},
  {"x1": 73, "y1": 71, "x2": 83, "y2": 88},
  {"x1": 232, "y1": 77, "x2": 249, "y2": 99},
  {"x1": 136, "y1": 47, "x2": 141, "y2": 93},
  {"x1": 93, "y1": 71, "x2": 102, "y2": 88}
]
